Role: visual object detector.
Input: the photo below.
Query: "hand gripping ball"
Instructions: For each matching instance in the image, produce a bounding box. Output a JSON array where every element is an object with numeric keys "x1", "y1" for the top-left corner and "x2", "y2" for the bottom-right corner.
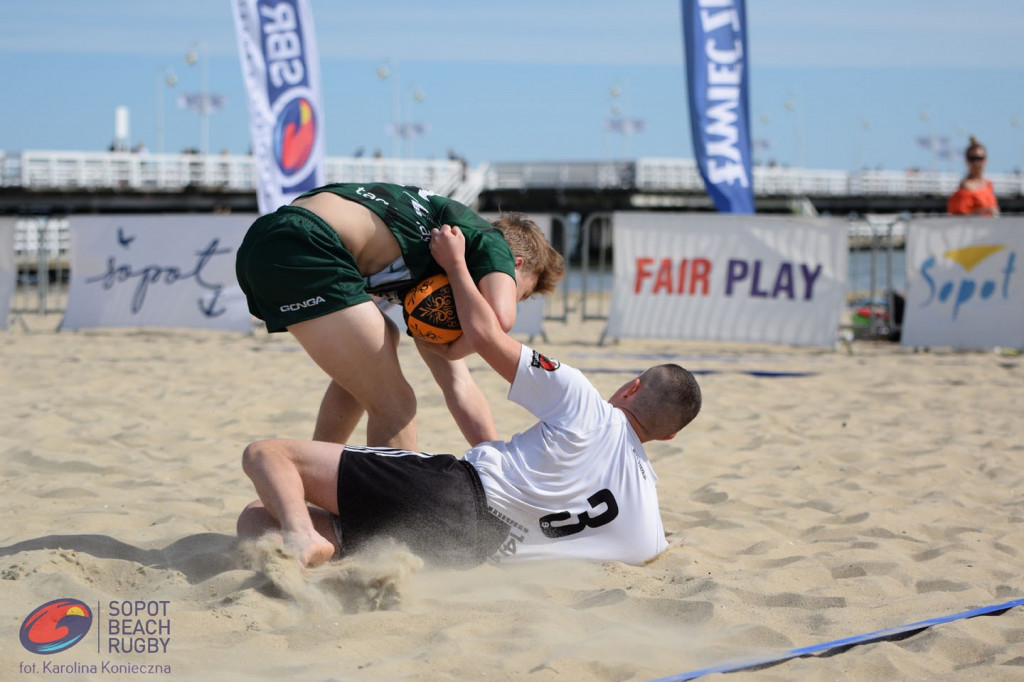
[{"x1": 403, "y1": 273, "x2": 463, "y2": 344}]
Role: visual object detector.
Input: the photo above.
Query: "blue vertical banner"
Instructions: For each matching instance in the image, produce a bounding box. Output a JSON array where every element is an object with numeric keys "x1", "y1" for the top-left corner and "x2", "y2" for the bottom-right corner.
[
  {"x1": 232, "y1": 0, "x2": 326, "y2": 214},
  {"x1": 681, "y1": 0, "x2": 755, "y2": 214}
]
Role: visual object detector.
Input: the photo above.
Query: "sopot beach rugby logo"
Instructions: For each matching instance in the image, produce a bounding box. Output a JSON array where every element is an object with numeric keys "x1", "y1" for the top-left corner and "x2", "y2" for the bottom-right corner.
[
  {"x1": 273, "y1": 95, "x2": 317, "y2": 178},
  {"x1": 20, "y1": 599, "x2": 94, "y2": 655}
]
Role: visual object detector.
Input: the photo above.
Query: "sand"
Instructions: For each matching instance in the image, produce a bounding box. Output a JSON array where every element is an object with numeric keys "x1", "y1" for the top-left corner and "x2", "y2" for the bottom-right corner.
[{"x1": 1, "y1": 311, "x2": 1022, "y2": 681}]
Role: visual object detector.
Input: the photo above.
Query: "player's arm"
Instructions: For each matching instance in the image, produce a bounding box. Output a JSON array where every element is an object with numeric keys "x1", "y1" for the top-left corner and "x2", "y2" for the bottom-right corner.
[
  {"x1": 477, "y1": 271, "x2": 518, "y2": 331},
  {"x1": 429, "y1": 225, "x2": 521, "y2": 384},
  {"x1": 431, "y1": 193, "x2": 519, "y2": 330},
  {"x1": 413, "y1": 347, "x2": 499, "y2": 445},
  {"x1": 412, "y1": 269, "x2": 515, "y2": 364}
]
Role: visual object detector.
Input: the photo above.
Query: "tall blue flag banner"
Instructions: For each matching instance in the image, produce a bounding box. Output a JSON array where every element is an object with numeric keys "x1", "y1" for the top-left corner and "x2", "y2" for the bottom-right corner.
[
  {"x1": 681, "y1": 0, "x2": 755, "y2": 214},
  {"x1": 232, "y1": 0, "x2": 326, "y2": 214}
]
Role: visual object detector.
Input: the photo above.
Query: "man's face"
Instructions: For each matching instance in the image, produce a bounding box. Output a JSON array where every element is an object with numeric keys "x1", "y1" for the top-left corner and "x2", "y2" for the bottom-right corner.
[{"x1": 514, "y1": 268, "x2": 538, "y2": 302}]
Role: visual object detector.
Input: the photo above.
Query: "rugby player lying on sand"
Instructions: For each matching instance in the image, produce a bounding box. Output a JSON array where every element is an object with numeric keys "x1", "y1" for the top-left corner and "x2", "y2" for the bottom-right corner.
[{"x1": 236, "y1": 224, "x2": 701, "y2": 568}]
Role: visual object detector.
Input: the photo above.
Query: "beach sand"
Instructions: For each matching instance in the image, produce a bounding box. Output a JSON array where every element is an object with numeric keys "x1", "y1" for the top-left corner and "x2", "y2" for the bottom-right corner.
[{"x1": 1, "y1": 311, "x2": 1022, "y2": 681}]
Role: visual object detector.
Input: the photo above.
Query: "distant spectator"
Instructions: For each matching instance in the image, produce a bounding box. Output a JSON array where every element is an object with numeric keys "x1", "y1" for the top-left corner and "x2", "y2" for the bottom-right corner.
[
  {"x1": 448, "y1": 148, "x2": 468, "y2": 180},
  {"x1": 947, "y1": 136, "x2": 999, "y2": 216}
]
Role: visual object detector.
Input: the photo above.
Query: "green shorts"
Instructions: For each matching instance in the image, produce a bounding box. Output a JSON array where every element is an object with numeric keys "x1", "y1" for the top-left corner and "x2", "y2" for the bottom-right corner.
[{"x1": 235, "y1": 205, "x2": 373, "y2": 332}]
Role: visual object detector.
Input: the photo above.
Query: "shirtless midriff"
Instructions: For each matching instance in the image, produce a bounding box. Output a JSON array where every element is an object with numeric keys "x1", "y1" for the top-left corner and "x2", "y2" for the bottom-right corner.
[{"x1": 290, "y1": 192, "x2": 403, "y2": 277}]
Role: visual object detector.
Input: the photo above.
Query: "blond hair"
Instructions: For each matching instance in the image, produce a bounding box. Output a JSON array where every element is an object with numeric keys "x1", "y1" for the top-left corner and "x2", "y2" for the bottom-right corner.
[{"x1": 491, "y1": 212, "x2": 565, "y2": 296}]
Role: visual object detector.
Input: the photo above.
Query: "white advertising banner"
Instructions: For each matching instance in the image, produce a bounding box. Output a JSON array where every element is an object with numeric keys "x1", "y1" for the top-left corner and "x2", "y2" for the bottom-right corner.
[
  {"x1": 232, "y1": 0, "x2": 326, "y2": 214},
  {"x1": 901, "y1": 217, "x2": 1024, "y2": 350},
  {"x1": 61, "y1": 215, "x2": 256, "y2": 332},
  {"x1": 606, "y1": 213, "x2": 847, "y2": 346},
  {"x1": 0, "y1": 217, "x2": 14, "y2": 330}
]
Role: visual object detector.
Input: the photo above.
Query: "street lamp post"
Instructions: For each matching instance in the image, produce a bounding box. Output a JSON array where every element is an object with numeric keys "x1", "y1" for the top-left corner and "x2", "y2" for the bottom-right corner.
[
  {"x1": 604, "y1": 81, "x2": 644, "y2": 159},
  {"x1": 754, "y1": 111, "x2": 772, "y2": 166},
  {"x1": 155, "y1": 66, "x2": 177, "y2": 154},
  {"x1": 186, "y1": 40, "x2": 210, "y2": 154},
  {"x1": 376, "y1": 62, "x2": 429, "y2": 159},
  {"x1": 1012, "y1": 116, "x2": 1024, "y2": 173},
  {"x1": 854, "y1": 118, "x2": 871, "y2": 171},
  {"x1": 783, "y1": 92, "x2": 804, "y2": 168},
  {"x1": 406, "y1": 86, "x2": 426, "y2": 158},
  {"x1": 919, "y1": 109, "x2": 934, "y2": 171},
  {"x1": 377, "y1": 60, "x2": 401, "y2": 158}
]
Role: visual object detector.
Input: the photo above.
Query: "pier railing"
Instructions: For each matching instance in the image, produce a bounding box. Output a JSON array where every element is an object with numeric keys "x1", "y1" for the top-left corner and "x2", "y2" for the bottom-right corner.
[
  {"x1": 0, "y1": 150, "x2": 465, "y2": 196},
  {"x1": 4, "y1": 149, "x2": 1024, "y2": 201}
]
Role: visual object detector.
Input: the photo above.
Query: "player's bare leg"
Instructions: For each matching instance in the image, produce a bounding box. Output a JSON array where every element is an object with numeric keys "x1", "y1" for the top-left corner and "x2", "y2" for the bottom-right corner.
[
  {"x1": 312, "y1": 380, "x2": 364, "y2": 444},
  {"x1": 289, "y1": 303, "x2": 417, "y2": 449},
  {"x1": 237, "y1": 501, "x2": 339, "y2": 567},
  {"x1": 310, "y1": 311, "x2": 404, "y2": 444},
  {"x1": 239, "y1": 439, "x2": 343, "y2": 567}
]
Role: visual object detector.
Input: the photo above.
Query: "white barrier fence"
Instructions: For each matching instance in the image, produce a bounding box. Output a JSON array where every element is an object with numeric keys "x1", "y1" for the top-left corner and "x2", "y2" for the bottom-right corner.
[
  {"x1": 60, "y1": 215, "x2": 254, "y2": 333},
  {"x1": 0, "y1": 218, "x2": 13, "y2": 329},
  {"x1": 3, "y1": 214, "x2": 1021, "y2": 350},
  {"x1": 4, "y1": 216, "x2": 70, "y2": 328},
  {"x1": 901, "y1": 217, "x2": 1024, "y2": 350},
  {"x1": 604, "y1": 213, "x2": 849, "y2": 347},
  {"x1": 6, "y1": 149, "x2": 1024, "y2": 201}
]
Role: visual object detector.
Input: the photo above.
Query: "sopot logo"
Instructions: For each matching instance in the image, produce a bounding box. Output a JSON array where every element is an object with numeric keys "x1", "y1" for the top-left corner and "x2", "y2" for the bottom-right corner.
[
  {"x1": 20, "y1": 599, "x2": 93, "y2": 655},
  {"x1": 919, "y1": 243, "x2": 1017, "y2": 319},
  {"x1": 273, "y1": 95, "x2": 317, "y2": 177}
]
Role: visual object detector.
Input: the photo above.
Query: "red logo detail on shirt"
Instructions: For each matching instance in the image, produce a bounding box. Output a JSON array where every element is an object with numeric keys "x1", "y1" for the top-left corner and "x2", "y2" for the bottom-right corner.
[{"x1": 530, "y1": 351, "x2": 560, "y2": 371}]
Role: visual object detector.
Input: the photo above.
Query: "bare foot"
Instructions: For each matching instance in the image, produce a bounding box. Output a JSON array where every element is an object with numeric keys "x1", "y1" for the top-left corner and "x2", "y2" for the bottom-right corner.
[{"x1": 282, "y1": 530, "x2": 336, "y2": 567}]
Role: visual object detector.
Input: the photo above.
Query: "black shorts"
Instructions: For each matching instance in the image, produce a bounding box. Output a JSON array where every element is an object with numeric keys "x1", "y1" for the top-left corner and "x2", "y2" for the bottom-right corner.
[{"x1": 333, "y1": 446, "x2": 509, "y2": 568}]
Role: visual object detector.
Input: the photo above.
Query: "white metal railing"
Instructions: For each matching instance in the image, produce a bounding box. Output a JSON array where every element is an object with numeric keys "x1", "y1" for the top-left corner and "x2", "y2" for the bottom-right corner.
[
  {"x1": 0, "y1": 150, "x2": 465, "y2": 195},
  {"x1": 634, "y1": 158, "x2": 1024, "y2": 198},
  {"x1": 450, "y1": 163, "x2": 490, "y2": 206},
  {"x1": 488, "y1": 161, "x2": 634, "y2": 190},
  {"x1": 495, "y1": 157, "x2": 1024, "y2": 199},
  {"x1": 633, "y1": 158, "x2": 704, "y2": 191},
  {"x1": 4, "y1": 149, "x2": 1024, "y2": 200}
]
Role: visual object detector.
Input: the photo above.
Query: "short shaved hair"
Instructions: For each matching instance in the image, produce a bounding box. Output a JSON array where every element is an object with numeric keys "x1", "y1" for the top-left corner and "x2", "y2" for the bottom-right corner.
[{"x1": 632, "y1": 364, "x2": 702, "y2": 439}]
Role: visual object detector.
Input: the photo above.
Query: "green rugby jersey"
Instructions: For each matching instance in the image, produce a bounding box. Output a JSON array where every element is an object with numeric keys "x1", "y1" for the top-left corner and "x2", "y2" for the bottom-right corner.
[{"x1": 299, "y1": 183, "x2": 516, "y2": 300}]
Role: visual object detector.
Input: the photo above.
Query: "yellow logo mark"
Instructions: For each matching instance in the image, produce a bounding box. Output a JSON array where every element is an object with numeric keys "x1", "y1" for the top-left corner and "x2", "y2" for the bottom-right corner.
[{"x1": 944, "y1": 244, "x2": 1006, "y2": 272}]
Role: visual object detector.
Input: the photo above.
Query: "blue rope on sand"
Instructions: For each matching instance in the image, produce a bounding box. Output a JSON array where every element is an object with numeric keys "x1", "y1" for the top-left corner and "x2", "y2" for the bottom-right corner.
[{"x1": 654, "y1": 597, "x2": 1024, "y2": 681}]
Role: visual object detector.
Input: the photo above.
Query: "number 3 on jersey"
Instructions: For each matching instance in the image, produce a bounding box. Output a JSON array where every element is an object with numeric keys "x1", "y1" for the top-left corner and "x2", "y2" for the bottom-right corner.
[{"x1": 539, "y1": 489, "x2": 619, "y2": 538}]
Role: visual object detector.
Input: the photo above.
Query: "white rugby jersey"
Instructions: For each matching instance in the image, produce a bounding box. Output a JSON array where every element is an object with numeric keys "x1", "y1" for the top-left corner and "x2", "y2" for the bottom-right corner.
[{"x1": 463, "y1": 345, "x2": 669, "y2": 565}]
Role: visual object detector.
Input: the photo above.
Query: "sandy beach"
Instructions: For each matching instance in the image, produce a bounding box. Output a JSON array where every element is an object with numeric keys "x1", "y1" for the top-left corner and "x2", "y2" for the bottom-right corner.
[{"x1": 1, "y1": 310, "x2": 1022, "y2": 681}]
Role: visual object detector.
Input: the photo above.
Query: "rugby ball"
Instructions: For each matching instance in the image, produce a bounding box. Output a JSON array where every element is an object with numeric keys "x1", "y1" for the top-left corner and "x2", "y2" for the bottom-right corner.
[{"x1": 403, "y1": 274, "x2": 463, "y2": 344}]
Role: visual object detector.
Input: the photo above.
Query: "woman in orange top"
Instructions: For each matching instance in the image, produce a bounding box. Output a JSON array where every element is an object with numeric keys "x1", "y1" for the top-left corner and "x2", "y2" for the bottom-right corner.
[{"x1": 947, "y1": 136, "x2": 999, "y2": 216}]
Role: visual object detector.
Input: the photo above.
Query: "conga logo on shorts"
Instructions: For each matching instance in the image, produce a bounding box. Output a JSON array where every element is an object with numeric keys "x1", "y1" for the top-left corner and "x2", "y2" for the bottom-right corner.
[
  {"x1": 273, "y1": 96, "x2": 317, "y2": 177},
  {"x1": 530, "y1": 350, "x2": 560, "y2": 371},
  {"x1": 20, "y1": 599, "x2": 93, "y2": 654}
]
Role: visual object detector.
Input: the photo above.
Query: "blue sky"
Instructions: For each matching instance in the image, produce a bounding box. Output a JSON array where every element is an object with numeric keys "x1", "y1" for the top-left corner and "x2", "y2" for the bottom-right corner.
[{"x1": 3, "y1": 1, "x2": 1024, "y2": 174}]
